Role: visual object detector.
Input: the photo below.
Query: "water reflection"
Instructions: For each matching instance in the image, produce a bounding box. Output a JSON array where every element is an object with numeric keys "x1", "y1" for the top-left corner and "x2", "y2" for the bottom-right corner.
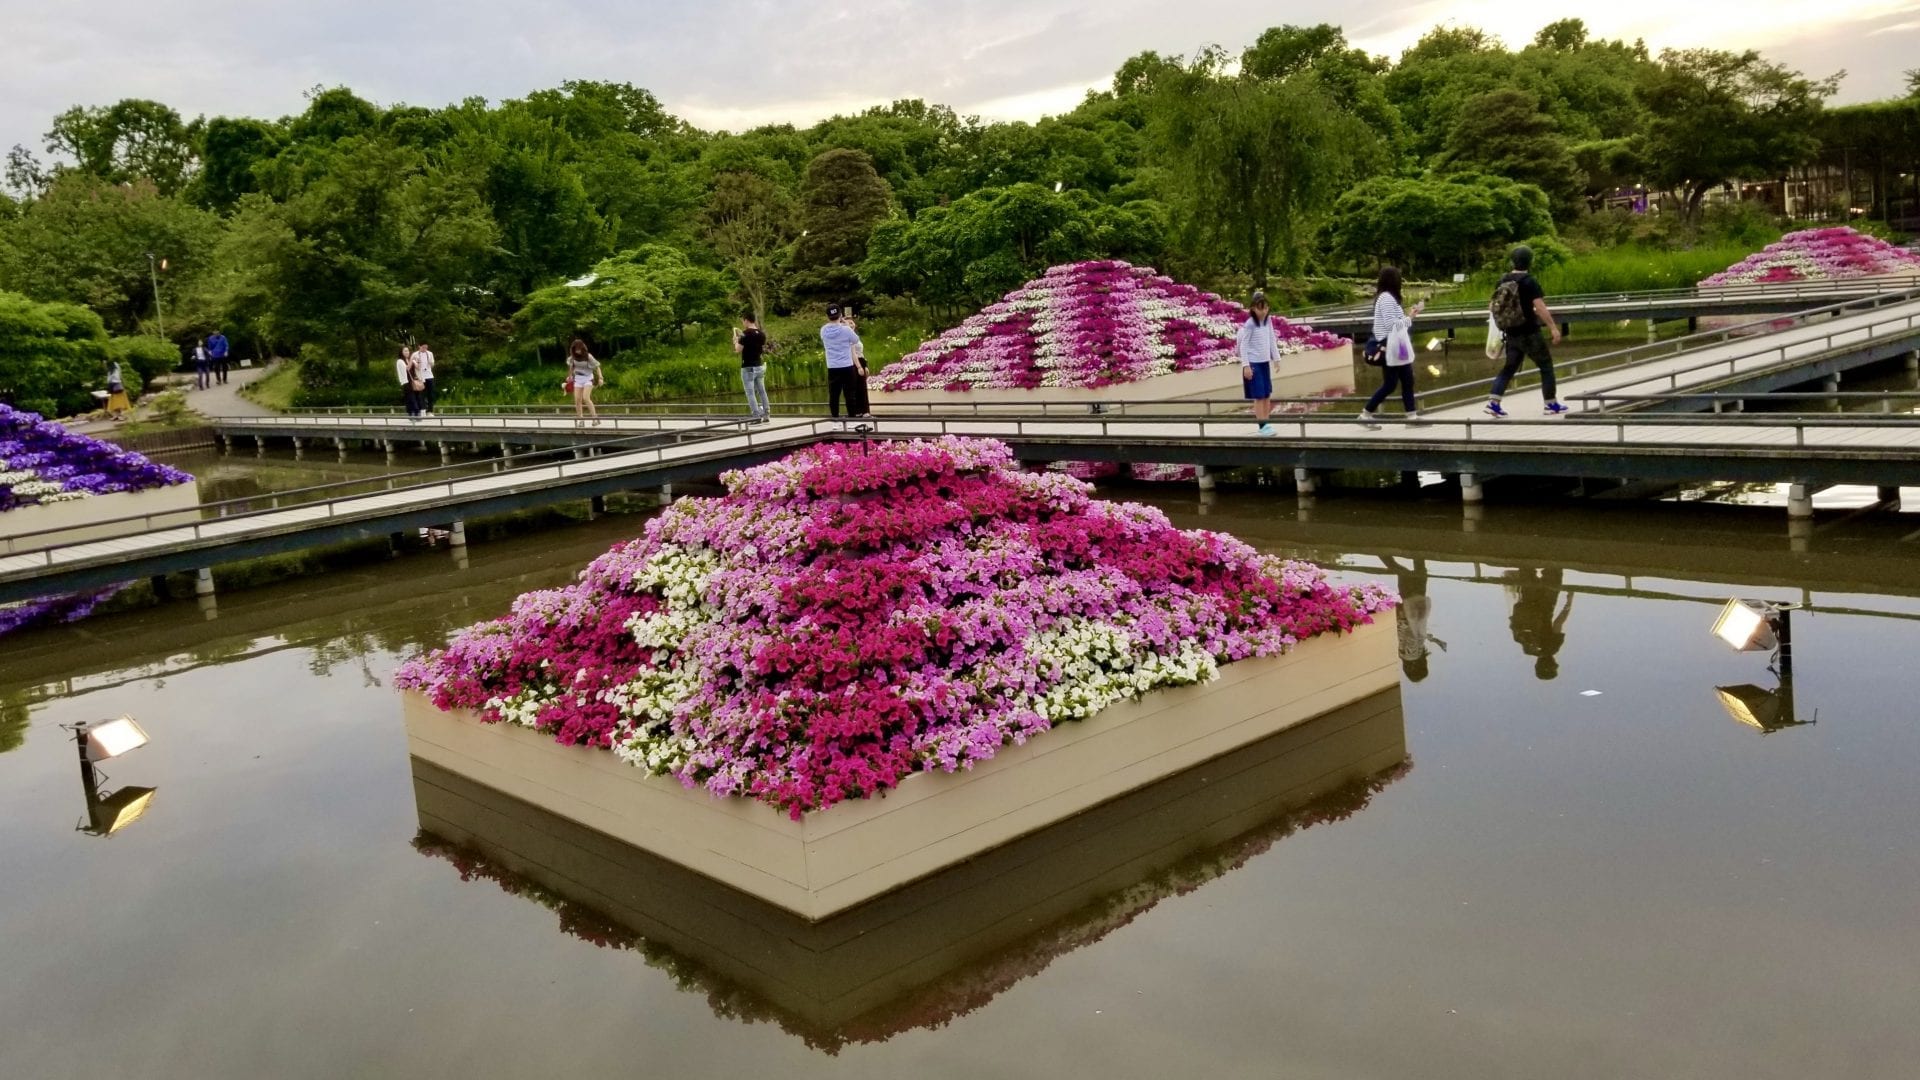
[
  {"x1": 410, "y1": 688, "x2": 1409, "y2": 1052},
  {"x1": 1504, "y1": 566, "x2": 1574, "y2": 681},
  {"x1": 1382, "y1": 557, "x2": 1445, "y2": 682}
]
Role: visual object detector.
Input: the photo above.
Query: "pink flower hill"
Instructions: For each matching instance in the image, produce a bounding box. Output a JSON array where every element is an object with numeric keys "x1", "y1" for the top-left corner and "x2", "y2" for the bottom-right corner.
[
  {"x1": 872, "y1": 260, "x2": 1348, "y2": 393},
  {"x1": 1701, "y1": 226, "x2": 1920, "y2": 287},
  {"x1": 397, "y1": 437, "x2": 1394, "y2": 817}
]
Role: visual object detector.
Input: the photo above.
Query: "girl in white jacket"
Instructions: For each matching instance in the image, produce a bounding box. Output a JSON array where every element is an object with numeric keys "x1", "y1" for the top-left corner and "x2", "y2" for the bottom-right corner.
[{"x1": 1363, "y1": 266, "x2": 1424, "y2": 422}]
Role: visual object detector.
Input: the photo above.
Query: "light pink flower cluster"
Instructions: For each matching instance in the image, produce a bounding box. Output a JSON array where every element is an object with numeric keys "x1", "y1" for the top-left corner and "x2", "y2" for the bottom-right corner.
[
  {"x1": 873, "y1": 261, "x2": 1349, "y2": 392},
  {"x1": 397, "y1": 437, "x2": 1394, "y2": 817},
  {"x1": 1702, "y1": 227, "x2": 1920, "y2": 286}
]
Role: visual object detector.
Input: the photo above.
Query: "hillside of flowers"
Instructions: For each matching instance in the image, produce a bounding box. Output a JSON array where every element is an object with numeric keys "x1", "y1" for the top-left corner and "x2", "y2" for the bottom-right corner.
[
  {"x1": 872, "y1": 260, "x2": 1349, "y2": 393},
  {"x1": 0, "y1": 404, "x2": 193, "y2": 512},
  {"x1": 1702, "y1": 227, "x2": 1920, "y2": 287},
  {"x1": 398, "y1": 436, "x2": 1393, "y2": 816}
]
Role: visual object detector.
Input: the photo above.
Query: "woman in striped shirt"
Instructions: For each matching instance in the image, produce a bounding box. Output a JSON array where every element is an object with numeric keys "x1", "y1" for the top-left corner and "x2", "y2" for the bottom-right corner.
[{"x1": 1363, "y1": 266, "x2": 1424, "y2": 423}]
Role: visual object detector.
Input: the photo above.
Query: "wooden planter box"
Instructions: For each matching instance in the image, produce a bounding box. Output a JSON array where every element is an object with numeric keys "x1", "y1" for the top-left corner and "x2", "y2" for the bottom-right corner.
[
  {"x1": 402, "y1": 617, "x2": 1396, "y2": 921},
  {"x1": 0, "y1": 480, "x2": 200, "y2": 547},
  {"x1": 411, "y1": 682, "x2": 1407, "y2": 1043},
  {"x1": 870, "y1": 345, "x2": 1354, "y2": 412}
]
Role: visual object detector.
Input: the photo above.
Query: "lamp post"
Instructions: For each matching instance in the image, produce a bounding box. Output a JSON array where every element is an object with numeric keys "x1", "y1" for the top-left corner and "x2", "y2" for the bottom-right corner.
[{"x1": 145, "y1": 252, "x2": 166, "y2": 339}]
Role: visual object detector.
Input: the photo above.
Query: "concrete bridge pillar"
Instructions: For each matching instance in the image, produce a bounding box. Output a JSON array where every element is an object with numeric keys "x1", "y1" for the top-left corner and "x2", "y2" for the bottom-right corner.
[
  {"x1": 500, "y1": 441, "x2": 514, "y2": 463},
  {"x1": 1906, "y1": 349, "x2": 1919, "y2": 376},
  {"x1": 291, "y1": 437, "x2": 305, "y2": 460},
  {"x1": 193, "y1": 568, "x2": 215, "y2": 597},
  {"x1": 254, "y1": 435, "x2": 267, "y2": 458},
  {"x1": 1788, "y1": 516, "x2": 1813, "y2": 554},
  {"x1": 334, "y1": 437, "x2": 347, "y2": 462},
  {"x1": 1787, "y1": 483, "x2": 1814, "y2": 519},
  {"x1": 1293, "y1": 468, "x2": 1319, "y2": 495},
  {"x1": 657, "y1": 484, "x2": 674, "y2": 506},
  {"x1": 1195, "y1": 489, "x2": 1215, "y2": 516},
  {"x1": 1460, "y1": 472, "x2": 1485, "y2": 504},
  {"x1": 1461, "y1": 503, "x2": 1484, "y2": 533},
  {"x1": 439, "y1": 442, "x2": 452, "y2": 465},
  {"x1": 197, "y1": 593, "x2": 219, "y2": 620},
  {"x1": 1195, "y1": 466, "x2": 1216, "y2": 492},
  {"x1": 448, "y1": 520, "x2": 467, "y2": 549},
  {"x1": 217, "y1": 433, "x2": 231, "y2": 455},
  {"x1": 383, "y1": 439, "x2": 397, "y2": 465}
]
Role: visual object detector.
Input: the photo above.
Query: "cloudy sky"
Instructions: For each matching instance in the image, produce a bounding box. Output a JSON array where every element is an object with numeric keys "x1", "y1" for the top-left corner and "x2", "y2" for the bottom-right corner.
[{"x1": 3, "y1": 0, "x2": 1915, "y2": 154}]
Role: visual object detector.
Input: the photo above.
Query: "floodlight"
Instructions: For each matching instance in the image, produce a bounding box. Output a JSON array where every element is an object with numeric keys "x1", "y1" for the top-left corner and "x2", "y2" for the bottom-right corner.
[
  {"x1": 1711, "y1": 599, "x2": 1779, "y2": 653},
  {"x1": 563, "y1": 272, "x2": 599, "y2": 288},
  {"x1": 1054, "y1": 181, "x2": 1064, "y2": 193},
  {"x1": 83, "y1": 716, "x2": 149, "y2": 762}
]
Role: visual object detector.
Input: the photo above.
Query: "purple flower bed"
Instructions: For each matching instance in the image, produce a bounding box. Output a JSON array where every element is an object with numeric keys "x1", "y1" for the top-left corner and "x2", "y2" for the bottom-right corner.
[
  {"x1": 0, "y1": 404, "x2": 192, "y2": 512},
  {"x1": 398, "y1": 436, "x2": 1394, "y2": 817},
  {"x1": 1702, "y1": 227, "x2": 1920, "y2": 287},
  {"x1": 872, "y1": 260, "x2": 1349, "y2": 393}
]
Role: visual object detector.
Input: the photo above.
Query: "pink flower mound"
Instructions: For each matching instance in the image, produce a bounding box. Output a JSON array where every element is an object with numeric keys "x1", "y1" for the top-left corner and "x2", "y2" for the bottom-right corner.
[
  {"x1": 1701, "y1": 227, "x2": 1920, "y2": 287},
  {"x1": 397, "y1": 437, "x2": 1395, "y2": 817},
  {"x1": 873, "y1": 260, "x2": 1349, "y2": 393}
]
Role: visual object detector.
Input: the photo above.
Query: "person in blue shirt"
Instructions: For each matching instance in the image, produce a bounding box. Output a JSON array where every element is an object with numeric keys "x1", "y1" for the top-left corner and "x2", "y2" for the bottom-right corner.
[
  {"x1": 820, "y1": 304, "x2": 867, "y2": 418},
  {"x1": 206, "y1": 330, "x2": 231, "y2": 385}
]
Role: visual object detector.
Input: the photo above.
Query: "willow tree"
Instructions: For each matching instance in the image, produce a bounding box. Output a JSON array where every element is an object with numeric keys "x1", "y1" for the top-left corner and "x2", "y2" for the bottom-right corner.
[{"x1": 1150, "y1": 50, "x2": 1379, "y2": 284}]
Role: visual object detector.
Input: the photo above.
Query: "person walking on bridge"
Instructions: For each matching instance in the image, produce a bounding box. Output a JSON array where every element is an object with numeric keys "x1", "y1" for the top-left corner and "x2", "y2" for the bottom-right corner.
[
  {"x1": 1486, "y1": 245, "x2": 1568, "y2": 418},
  {"x1": 207, "y1": 329, "x2": 230, "y2": 385},
  {"x1": 1362, "y1": 267, "x2": 1424, "y2": 424},
  {"x1": 1237, "y1": 290, "x2": 1280, "y2": 435}
]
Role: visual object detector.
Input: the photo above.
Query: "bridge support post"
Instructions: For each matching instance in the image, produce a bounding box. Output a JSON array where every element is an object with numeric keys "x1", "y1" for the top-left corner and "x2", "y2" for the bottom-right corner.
[
  {"x1": 1460, "y1": 472, "x2": 1485, "y2": 504},
  {"x1": 1196, "y1": 466, "x2": 1216, "y2": 492},
  {"x1": 1646, "y1": 318, "x2": 1658, "y2": 343},
  {"x1": 448, "y1": 520, "x2": 467, "y2": 549},
  {"x1": 1687, "y1": 316, "x2": 1699, "y2": 334},
  {"x1": 1878, "y1": 485, "x2": 1901, "y2": 509},
  {"x1": 193, "y1": 568, "x2": 215, "y2": 598},
  {"x1": 439, "y1": 442, "x2": 452, "y2": 465},
  {"x1": 334, "y1": 437, "x2": 347, "y2": 462},
  {"x1": 1461, "y1": 503, "x2": 1484, "y2": 533},
  {"x1": 291, "y1": 437, "x2": 305, "y2": 460},
  {"x1": 589, "y1": 494, "x2": 607, "y2": 516},
  {"x1": 254, "y1": 435, "x2": 266, "y2": 458},
  {"x1": 657, "y1": 484, "x2": 674, "y2": 506},
  {"x1": 383, "y1": 439, "x2": 397, "y2": 465},
  {"x1": 1293, "y1": 468, "x2": 1319, "y2": 495},
  {"x1": 1787, "y1": 483, "x2": 1814, "y2": 519},
  {"x1": 217, "y1": 433, "x2": 231, "y2": 455},
  {"x1": 1788, "y1": 516, "x2": 1813, "y2": 553},
  {"x1": 1907, "y1": 349, "x2": 1919, "y2": 376},
  {"x1": 500, "y1": 441, "x2": 514, "y2": 463}
]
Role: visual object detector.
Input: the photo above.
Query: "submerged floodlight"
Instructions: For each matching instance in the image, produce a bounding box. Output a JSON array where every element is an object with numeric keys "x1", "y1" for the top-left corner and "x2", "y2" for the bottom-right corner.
[
  {"x1": 1714, "y1": 684, "x2": 1810, "y2": 734},
  {"x1": 83, "y1": 786, "x2": 157, "y2": 837},
  {"x1": 1711, "y1": 599, "x2": 1780, "y2": 653},
  {"x1": 82, "y1": 716, "x2": 149, "y2": 762}
]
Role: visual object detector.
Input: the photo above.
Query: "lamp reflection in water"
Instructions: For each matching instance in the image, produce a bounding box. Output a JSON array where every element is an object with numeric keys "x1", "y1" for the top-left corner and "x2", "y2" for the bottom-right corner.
[
  {"x1": 1710, "y1": 599, "x2": 1811, "y2": 734},
  {"x1": 67, "y1": 715, "x2": 157, "y2": 837},
  {"x1": 410, "y1": 688, "x2": 1409, "y2": 1052}
]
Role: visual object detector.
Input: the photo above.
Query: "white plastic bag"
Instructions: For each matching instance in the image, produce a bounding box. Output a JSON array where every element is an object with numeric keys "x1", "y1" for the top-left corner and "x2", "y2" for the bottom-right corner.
[
  {"x1": 1484, "y1": 316, "x2": 1505, "y2": 360},
  {"x1": 1387, "y1": 324, "x2": 1415, "y2": 366}
]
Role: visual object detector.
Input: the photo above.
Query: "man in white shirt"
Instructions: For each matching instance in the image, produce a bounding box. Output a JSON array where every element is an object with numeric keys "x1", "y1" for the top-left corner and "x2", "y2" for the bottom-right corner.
[{"x1": 411, "y1": 344, "x2": 437, "y2": 417}]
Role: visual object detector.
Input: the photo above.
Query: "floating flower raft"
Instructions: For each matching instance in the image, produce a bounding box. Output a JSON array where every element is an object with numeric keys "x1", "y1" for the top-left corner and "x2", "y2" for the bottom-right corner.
[
  {"x1": 398, "y1": 437, "x2": 1393, "y2": 817},
  {"x1": 872, "y1": 260, "x2": 1348, "y2": 392},
  {"x1": 1701, "y1": 226, "x2": 1920, "y2": 287},
  {"x1": 0, "y1": 403, "x2": 193, "y2": 512}
]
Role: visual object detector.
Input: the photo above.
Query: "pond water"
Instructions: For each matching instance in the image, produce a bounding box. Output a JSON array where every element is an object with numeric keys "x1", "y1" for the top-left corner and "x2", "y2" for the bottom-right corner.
[{"x1": 2, "y1": 478, "x2": 1918, "y2": 1078}]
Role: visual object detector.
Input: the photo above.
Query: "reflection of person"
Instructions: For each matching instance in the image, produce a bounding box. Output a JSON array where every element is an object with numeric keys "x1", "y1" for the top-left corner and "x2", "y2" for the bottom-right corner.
[
  {"x1": 1506, "y1": 566, "x2": 1573, "y2": 680},
  {"x1": 733, "y1": 313, "x2": 770, "y2": 422},
  {"x1": 1383, "y1": 556, "x2": 1445, "y2": 682}
]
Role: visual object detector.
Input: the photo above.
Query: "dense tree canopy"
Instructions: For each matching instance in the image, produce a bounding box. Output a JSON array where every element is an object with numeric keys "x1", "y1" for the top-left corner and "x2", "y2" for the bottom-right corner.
[{"x1": 0, "y1": 17, "x2": 1872, "y2": 411}]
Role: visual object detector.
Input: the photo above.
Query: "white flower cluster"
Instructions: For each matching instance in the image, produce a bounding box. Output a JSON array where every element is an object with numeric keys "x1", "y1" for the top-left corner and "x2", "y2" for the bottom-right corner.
[
  {"x1": 1026, "y1": 618, "x2": 1219, "y2": 723},
  {"x1": 607, "y1": 665, "x2": 706, "y2": 772},
  {"x1": 483, "y1": 679, "x2": 561, "y2": 730}
]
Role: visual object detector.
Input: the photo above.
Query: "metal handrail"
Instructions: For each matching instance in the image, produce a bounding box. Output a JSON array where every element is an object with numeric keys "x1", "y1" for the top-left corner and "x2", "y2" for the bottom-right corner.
[
  {"x1": 0, "y1": 416, "x2": 765, "y2": 556},
  {"x1": 1291, "y1": 276, "x2": 1911, "y2": 320}
]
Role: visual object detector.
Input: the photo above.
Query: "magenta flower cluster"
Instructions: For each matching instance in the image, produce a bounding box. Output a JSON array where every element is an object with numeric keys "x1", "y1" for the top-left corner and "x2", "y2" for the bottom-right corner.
[
  {"x1": 0, "y1": 404, "x2": 193, "y2": 512},
  {"x1": 397, "y1": 436, "x2": 1394, "y2": 817},
  {"x1": 1702, "y1": 227, "x2": 1920, "y2": 287},
  {"x1": 873, "y1": 260, "x2": 1349, "y2": 393}
]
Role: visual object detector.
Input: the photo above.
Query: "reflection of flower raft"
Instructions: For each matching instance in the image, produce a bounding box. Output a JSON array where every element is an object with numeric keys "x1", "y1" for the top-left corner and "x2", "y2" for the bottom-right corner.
[
  {"x1": 410, "y1": 684, "x2": 1410, "y2": 1052},
  {"x1": 399, "y1": 436, "x2": 1397, "y2": 917}
]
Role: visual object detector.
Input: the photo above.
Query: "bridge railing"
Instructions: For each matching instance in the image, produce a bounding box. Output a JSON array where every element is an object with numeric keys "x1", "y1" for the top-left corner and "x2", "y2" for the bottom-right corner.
[
  {"x1": 0, "y1": 417, "x2": 765, "y2": 559},
  {"x1": 1560, "y1": 390, "x2": 1920, "y2": 414},
  {"x1": 1290, "y1": 276, "x2": 1911, "y2": 322}
]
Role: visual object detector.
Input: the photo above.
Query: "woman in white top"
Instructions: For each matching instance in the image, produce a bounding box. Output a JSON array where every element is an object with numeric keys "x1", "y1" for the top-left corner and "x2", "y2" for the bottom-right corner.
[
  {"x1": 1362, "y1": 266, "x2": 1424, "y2": 423},
  {"x1": 1236, "y1": 290, "x2": 1281, "y2": 436},
  {"x1": 566, "y1": 338, "x2": 604, "y2": 426}
]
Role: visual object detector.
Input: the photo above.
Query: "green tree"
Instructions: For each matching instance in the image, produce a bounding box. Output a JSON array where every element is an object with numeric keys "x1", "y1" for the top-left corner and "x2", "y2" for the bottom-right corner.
[
  {"x1": 1439, "y1": 89, "x2": 1585, "y2": 219},
  {"x1": 0, "y1": 174, "x2": 224, "y2": 335},
  {"x1": 788, "y1": 149, "x2": 894, "y2": 303},
  {"x1": 196, "y1": 117, "x2": 286, "y2": 211},
  {"x1": 44, "y1": 100, "x2": 199, "y2": 195},
  {"x1": 1151, "y1": 51, "x2": 1378, "y2": 283},
  {"x1": 1243, "y1": 25, "x2": 1404, "y2": 150},
  {"x1": 701, "y1": 172, "x2": 798, "y2": 324},
  {"x1": 862, "y1": 183, "x2": 1164, "y2": 317},
  {"x1": 1635, "y1": 49, "x2": 1838, "y2": 225},
  {"x1": 0, "y1": 290, "x2": 111, "y2": 416},
  {"x1": 1327, "y1": 173, "x2": 1553, "y2": 274},
  {"x1": 514, "y1": 244, "x2": 727, "y2": 351}
]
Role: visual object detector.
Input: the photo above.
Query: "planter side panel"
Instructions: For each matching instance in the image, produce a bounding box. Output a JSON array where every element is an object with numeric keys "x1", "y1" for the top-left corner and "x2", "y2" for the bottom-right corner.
[{"x1": 0, "y1": 481, "x2": 201, "y2": 544}]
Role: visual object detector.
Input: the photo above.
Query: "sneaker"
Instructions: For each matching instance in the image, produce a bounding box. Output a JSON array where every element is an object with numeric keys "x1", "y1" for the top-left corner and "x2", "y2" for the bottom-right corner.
[
  {"x1": 1406, "y1": 410, "x2": 1425, "y2": 425},
  {"x1": 1543, "y1": 401, "x2": 1570, "y2": 416},
  {"x1": 1359, "y1": 410, "x2": 1381, "y2": 428},
  {"x1": 1256, "y1": 423, "x2": 1275, "y2": 437},
  {"x1": 1484, "y1": 401, "x2": 1508, "y2": 418}
]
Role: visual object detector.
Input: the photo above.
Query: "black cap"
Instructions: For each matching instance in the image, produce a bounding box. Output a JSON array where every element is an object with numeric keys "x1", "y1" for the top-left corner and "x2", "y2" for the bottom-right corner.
[
  {"x1": 1249, "y1": 290, "x2": 1268, "y2": 307},
  {"x1": 826, "y1": 304, "x2": 842, "y2": 319}
]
